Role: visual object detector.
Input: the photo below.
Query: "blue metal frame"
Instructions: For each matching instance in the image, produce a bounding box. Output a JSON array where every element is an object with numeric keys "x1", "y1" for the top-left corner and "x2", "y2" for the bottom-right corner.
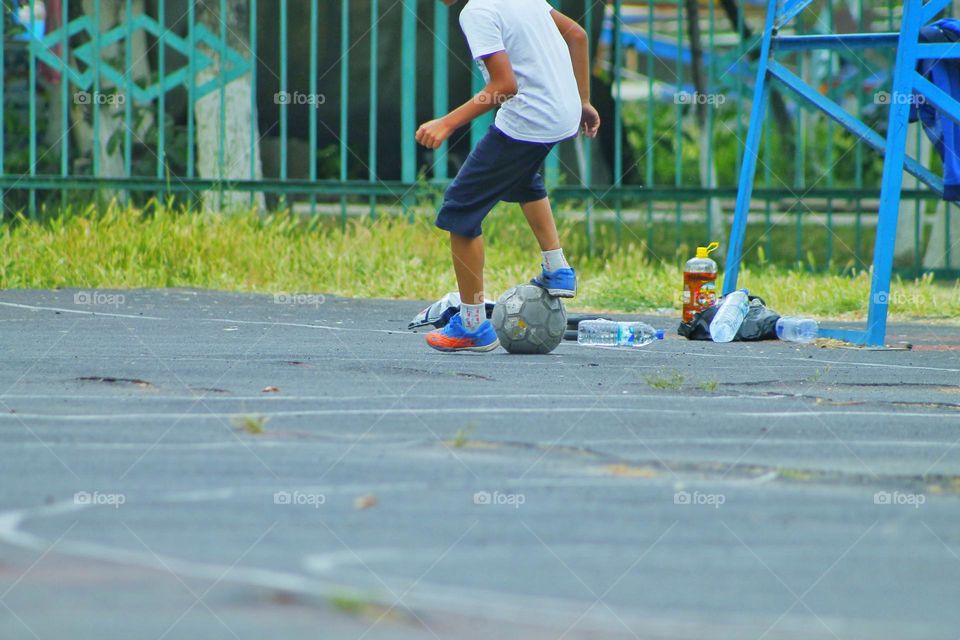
[{"x1": 724, "y1": 0, "x2": 960, "y2": 347}]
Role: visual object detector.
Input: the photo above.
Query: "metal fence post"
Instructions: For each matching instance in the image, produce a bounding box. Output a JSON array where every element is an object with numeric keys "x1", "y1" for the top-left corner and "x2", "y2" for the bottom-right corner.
[
  {"x1": 340, "y1": 0, "x2": 349, "y2": 224},
  {"x1": 369, "y1": 0, "x2": 380, "y2": 219},
  {"x1": 401, "y1": 0, "x2": 417, "y2": 219}
]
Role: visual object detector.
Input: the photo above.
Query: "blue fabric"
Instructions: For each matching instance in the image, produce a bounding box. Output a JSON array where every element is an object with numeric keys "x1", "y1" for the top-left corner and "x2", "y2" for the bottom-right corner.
[
  {"x1": 436, "y1": 125, "x2": 559, "y2": 238},
  {"x1": 911, "y1": 19, "x2": 960, "y2": 201}
]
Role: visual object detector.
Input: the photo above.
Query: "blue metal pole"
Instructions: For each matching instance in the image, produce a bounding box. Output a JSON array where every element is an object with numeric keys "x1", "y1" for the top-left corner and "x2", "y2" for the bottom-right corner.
[{"x1": 866, "y1": 0, "x2": 924, "y2": 346}]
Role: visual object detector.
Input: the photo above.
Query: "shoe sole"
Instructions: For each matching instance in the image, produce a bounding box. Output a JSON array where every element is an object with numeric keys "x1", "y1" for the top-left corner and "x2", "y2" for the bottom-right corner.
[
  {"x1": 546, "y1": 287, "x2": 576, "y2": 298},
  {"x1": 532, "y1": 279, "x2": 577, "y2": 299},
  {"x1": 429, "y1": 339, "x2": 501, "y2": 353}
]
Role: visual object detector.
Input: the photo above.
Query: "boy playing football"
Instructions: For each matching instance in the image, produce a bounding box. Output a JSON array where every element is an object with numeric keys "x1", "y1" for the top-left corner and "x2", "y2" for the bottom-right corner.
[{"x1": 417, "y1": 0, "x2": 600, "y2": 352}]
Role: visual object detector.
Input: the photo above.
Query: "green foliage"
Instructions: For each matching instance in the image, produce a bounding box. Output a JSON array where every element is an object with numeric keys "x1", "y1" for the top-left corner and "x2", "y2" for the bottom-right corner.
[
  {"x1": 698, "y1": 380, "x2": 719, "y2": 393},
  {"x1": 644, "y1": 369, "x2": 685, "y2": 391},
  {"x1": 231, "y1": 414, "x2": 268, "y2": 434},
  {"x1": 620, "y1": 101, "x2": 886, "y2": 189},
  {"x1": 1, "y1": 203, "x2": 958, "y2": 320},
  {"x1": 451, "y1": 424, "x2": 476, "y2": 448}
]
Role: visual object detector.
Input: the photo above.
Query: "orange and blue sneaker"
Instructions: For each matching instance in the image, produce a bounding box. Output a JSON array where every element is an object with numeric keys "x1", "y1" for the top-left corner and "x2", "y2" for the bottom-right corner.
[
  {"x1": 532, "y1": 266, "x2": 577, "y2": 298},
  {"x1": 425, "y1": 313, "x2": 500, "y2": 353}
]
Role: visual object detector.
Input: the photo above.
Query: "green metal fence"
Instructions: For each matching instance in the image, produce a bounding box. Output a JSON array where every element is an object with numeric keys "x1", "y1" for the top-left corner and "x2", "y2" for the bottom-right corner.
[{"x1": 1, "y1": 0, "x2": 958, "y2": 276}]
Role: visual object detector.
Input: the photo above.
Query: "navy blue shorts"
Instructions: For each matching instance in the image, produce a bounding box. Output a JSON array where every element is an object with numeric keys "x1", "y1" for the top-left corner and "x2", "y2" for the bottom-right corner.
[{"x1": 436, "y1": 125, "x2": 558, "y2": 238}]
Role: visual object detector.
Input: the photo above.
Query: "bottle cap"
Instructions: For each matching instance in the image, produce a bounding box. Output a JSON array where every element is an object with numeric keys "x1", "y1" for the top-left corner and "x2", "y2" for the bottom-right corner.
[
  {"x1": 695, "y1": 242, "x2": 720, "y2": 259},
  {"x1": 655, "y1": 329, "x2": 665, "y2": 340}
]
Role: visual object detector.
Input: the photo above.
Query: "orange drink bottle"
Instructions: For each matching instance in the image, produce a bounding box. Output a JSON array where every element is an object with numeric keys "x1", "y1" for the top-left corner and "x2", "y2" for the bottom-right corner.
[{"x1": 682, "y1": 242, "x2": 720, "y2": 323}]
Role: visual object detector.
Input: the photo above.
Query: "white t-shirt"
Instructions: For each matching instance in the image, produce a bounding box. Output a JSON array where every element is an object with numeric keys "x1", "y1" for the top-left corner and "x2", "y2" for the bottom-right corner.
[{"x1": 459, "y1": 0, "x2": 582, "y2": 144}]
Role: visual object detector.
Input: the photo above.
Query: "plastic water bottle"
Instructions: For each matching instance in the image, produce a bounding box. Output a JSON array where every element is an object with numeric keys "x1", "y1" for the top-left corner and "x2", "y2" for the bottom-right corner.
[
  {"x1": 709, "y1": 289, "x2": 750, "y2": 343},
  {"x1": 577, "y1": 319, "x2": 665, "y2": 347},
  {"x1": 776, "y1": 317, "x2": 820, "y2": 343}
]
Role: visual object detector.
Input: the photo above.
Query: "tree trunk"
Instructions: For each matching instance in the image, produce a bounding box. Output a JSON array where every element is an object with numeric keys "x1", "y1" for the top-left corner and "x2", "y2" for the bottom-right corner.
[
  {"x1": 74, "y1": 0, "x2": 150, "y2": 201},
  {"x1": 194, "y1": 0, "x2": 264, "y2": 212}
]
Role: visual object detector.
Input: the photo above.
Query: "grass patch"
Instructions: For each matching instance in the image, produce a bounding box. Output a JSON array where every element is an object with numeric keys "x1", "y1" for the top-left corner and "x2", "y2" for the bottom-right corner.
[
  {"x1": 698, "y1": 380, "x2": 720, "y2": 393},
  {"x1": 778, "y1": 468, "x2": 815, "y2": 481},
  {"x1": 328, "y1": 593, "x2": 401, "y2": 621},
  {"x1": 451, "y1": 424, "x2": 476, "y2": 448},
  {"x1": 2, "y1": 204, "x2": 958, "y2": 321},
  {"x1": 644, "y1": 369, "x2": 685, "y2": 390},
  {"x1": 231, "y1": 414, "x2": 268, "y2": 434},
  {"x1": 806, "y1": 365, "x2": 833, "y2": 384}
]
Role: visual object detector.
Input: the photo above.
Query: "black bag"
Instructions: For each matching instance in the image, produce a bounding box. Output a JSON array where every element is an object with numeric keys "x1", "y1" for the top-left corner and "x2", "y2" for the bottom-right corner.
[{"x1": 678, "y1": 295, "x2": 780, "y2": 341}]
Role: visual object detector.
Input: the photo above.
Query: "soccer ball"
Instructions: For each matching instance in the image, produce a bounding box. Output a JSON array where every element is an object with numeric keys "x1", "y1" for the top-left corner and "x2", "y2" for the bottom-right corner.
[{"x1": 491, "y1": 284, "x2": 567, "y2": 354}]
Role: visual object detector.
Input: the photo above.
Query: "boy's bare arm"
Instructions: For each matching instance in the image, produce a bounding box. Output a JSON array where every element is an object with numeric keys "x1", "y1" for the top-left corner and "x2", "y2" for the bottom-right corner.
[
  {"x1": 416, "y1": 52, "x2": 518, "y2": 150},
  {"x1": 551, "y1": 10, "x2": 600, "y2": 138}
]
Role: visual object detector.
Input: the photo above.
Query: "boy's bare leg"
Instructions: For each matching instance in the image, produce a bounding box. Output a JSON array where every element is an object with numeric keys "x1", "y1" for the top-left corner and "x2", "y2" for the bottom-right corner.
[
  {"x1": 520, "y1": 198, "x2": 561, "y2": 251},
  {"x1": 450, "y1": 232, "x2": 485, "y2": 305},
  {"x1": 522, "y1": 197, "x2": 575, "y2": 297}
]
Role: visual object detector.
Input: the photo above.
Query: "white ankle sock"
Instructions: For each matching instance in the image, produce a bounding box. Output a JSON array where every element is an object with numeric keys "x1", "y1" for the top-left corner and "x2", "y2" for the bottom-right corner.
[
  {"x1": 460, "y1": 302, "x2": 486, "y2": 330},
  {"x1": 542, "y1": 248, "x2": 570, "y2": 272}
]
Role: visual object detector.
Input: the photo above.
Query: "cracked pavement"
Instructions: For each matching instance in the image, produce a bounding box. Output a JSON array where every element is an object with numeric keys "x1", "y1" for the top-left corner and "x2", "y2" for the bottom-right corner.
[{"x1": 1, "y1": 289, "x2": 959, "y2": 639}]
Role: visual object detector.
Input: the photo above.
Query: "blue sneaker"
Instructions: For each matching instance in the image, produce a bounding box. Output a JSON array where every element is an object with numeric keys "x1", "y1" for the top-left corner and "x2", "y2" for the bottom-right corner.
[
  {"x1": 532, "y1": 266, "x2": 577, "y2": 298},
  {"x1": 426, "y1": 313, "x2": 500, "y2": 353}
]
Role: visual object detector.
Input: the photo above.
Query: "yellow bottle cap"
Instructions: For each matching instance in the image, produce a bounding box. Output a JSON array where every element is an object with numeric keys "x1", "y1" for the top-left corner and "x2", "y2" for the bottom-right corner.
[{"x1": 696, "y1": 242, "x2": 720, "y2": 259}]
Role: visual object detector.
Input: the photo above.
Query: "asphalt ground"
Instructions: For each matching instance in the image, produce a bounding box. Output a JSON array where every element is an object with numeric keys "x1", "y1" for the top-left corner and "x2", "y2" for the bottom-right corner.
[{"x1": 1, "y1": 289, "x2": 959, "y2": 640}]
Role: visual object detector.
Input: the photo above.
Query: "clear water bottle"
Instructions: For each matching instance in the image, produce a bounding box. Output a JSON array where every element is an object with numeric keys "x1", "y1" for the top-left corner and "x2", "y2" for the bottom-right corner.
[
  {"x1": 577, "y1": 319, "x2": 665, "y2": 348},
  {"x1": 709, "y1": 289, "x2": 750, "y2": 343},
  {"x1": 776, "y1": 317, "x2": 819, "y2": 343}
]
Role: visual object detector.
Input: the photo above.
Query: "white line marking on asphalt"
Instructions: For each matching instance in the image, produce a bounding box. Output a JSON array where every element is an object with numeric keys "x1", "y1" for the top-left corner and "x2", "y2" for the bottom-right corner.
[
  {"x1": 201, "y1": 317, "x2": 408, "y2": 335},
  {"x1": 0, "y1": 301, "x2": 164, "y2": 320},
  {"x1": 0, "y1": 496, "x2": 759, "y2": 637},
  {"x1": 5, "y1": 299, "x2": 959, "y2": 373},
  {"x1": 681, "y1": 349, "x2": 960, "y2": 374},
  {"x1": 0, "y1": 393, "x2": 786, "y2": 402},
  {"x1": 2, "y1": 407, "x2": 958, "y2": 421},
  {"x1": 0, "y1": 439, "x2": 429, "y2": 450},
  {"x1": 579, "y1": 437, "x2": 960, "y2": 448}
]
